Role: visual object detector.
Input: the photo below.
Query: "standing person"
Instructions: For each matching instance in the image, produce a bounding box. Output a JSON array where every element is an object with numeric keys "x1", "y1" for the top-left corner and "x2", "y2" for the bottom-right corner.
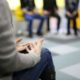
[
  {"x1": 0, "y1": 1, "x2": 55, "y2": 80},
  {"x1": 20, "y1": 0, "x2": 47, "y2": 37},
  {"x1": 65, "y1": 0, "x2": 79, "y2": 36},
  {"x1": 43, "y1": 0, "x2": 61, "y2": 33}
]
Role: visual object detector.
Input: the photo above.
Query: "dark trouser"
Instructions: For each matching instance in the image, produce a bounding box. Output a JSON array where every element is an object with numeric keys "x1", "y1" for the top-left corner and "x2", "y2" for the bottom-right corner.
[
  {"x1": 25, "y1": 14, "x2": 47, "y2": 36},
  {"x1": 56, "y1": 14, "x2": 61, "y2": 32},
  {"x1": 47, "y1": 17, "x2": 50, "y2": 32},
  {"x1": 47, "y1": 13, "x2": 61, "y2": 32},
  {"x1": 67, "y1": 17, "x2": 78, "y2": 35},
  {"x1": 13, "y1": 48, "x2": 55, "y2": 80}
]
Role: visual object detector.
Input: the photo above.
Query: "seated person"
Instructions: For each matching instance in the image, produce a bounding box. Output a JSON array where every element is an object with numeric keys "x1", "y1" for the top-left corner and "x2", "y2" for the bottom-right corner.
[
  {"x1": 20, "y1": 0, "x2": 47, "y2": 37},
  {"x1": 43, "y1": 0, "x2": 61, "y2": 32},
  {"x1": 65, "y1": 0, "x2": 79, "y2": 36},
  {"x1": 0, "y1": 1, "x2": 55, "y2": 80}
]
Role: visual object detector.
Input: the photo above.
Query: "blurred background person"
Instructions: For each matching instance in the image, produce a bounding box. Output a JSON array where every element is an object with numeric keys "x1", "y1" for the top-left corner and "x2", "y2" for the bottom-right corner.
[
  {"x1": 43, "y1": 0, "x2": 61, "y2": 33},
  {"x1": 65, "y1": 0, "x2": 79, "y2": 36},
  {"x1": 20, "y1": 0, "x2": 47, "y2": 37}
]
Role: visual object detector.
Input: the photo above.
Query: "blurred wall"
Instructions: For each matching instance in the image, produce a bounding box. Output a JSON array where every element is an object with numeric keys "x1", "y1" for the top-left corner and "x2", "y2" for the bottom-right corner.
[
  {"x1": 7, "y1": 0, "x2": 20, "y2": 10},
  {"x1": 34, "y1": 0, "x2": 43, "y2": 9},
  {"x1": 56, "y1": 0, "x2": 65, "y2": 8}
]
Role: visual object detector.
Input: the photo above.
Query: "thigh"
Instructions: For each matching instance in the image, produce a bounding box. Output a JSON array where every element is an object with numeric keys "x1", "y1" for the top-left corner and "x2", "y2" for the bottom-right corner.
[
  {"x1": 13, "y1": 48, "x2": 49, "y2": 80},
  {"x1": 24, "y1": 14, "x2": 34, "y2": 21},
  {"x1": 33, "y1": 14, "x2": 47, "y2": 19}
]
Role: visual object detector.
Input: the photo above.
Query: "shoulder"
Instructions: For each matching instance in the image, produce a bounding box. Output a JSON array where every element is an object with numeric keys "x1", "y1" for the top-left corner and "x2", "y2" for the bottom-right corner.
[{"x1": 0, "y1": 0, "x2": 10, "y2": 9}]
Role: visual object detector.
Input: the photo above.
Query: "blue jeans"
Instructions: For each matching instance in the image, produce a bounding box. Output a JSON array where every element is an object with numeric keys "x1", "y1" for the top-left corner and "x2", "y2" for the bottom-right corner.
[
  {"x1": 24, "y1": 14, "x2": 47, "y2": 35},
  {"x1": 13, "y1": 48, "x2": 55, "y2": 80}
]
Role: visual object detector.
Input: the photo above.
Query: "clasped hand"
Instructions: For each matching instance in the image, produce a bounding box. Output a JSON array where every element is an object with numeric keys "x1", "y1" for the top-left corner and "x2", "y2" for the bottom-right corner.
[{"x1": 16, "y1": 38, "x2": 43, "y2": 55}]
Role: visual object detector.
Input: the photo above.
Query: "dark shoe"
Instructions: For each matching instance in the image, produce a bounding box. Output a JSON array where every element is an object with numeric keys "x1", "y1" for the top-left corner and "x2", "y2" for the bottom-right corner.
[
  {"x1": 75, "y1": 33, "x2": 78, "y2": 36},
  {"x1": 36, "y1": 32, "x2": 43, "y2": 36},
  {"x1": 27, "y1": 34, "x2": 33, "y2": 38},
  {"x1": 40, "y1": 69, "x2": 56, "y2": 80},
  {"x1": 66, "y1": 33, "x2": 71, "y2": 35}
]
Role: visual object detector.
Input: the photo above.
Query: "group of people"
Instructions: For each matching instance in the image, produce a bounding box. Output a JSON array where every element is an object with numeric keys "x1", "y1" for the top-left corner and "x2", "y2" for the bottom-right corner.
[
  {"x1": 20, "y1": 0, "x2": 60, "y2": 37},
  {"x1": 20, "y1": 0, "x2": 79, "y2": 37},
  {"x1": 65, "y1": 0, "x2": 79, "y2": 36}
]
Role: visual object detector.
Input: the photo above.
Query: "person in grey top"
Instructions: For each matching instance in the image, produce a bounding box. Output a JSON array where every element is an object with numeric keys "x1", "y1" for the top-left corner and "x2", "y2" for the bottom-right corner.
[{"x1": 0, "y1": 0, "x2": 55, "y2": 80}]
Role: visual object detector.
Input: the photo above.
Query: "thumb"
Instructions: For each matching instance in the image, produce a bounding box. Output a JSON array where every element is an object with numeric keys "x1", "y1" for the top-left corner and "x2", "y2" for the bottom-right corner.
[{"x1": 37, "y1": 38, "x2": 44, "y2": 48}]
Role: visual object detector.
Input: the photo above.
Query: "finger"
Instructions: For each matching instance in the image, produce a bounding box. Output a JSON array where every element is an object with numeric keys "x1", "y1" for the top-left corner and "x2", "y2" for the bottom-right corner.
[
  {"x1": 23, "y1": 42, "x2": 33, "y2": 46},
  {"x1": 26, "y1": 44, "x2": 32, "y2": 50},
  {"x1": 39, "y1": 38, "x2": 44, "y2": 45},
  {"x1": 35, "y1": 41, "x2": 37, "y2": 45},
  {"x1": 26, "y1": 43, "x2": 34, "y2": 51},
  {"x1": 26, "y1": 46, "x2": 30, "y2": 52},
  {"x1": 17, "y1": 46, "x2": 26, "y2": 52},
  {"x1": 29, "y1": 43, "x2": 34, "y2": 49},
  {"x1": 37, "y1": 38, "x2": 44, "y2": 47},
  {"x1": 26, "y1": 43, "x2": 34, "y2": 49},
  {"x1": 16, "y1": 38, "x2": 22, "y2": 43},
  {"x1": 20, "y1": 42, "x2": 30, "y2": 47},
  {"x1": 37, "y1": 38, "x2": 44, "y2": 43}
]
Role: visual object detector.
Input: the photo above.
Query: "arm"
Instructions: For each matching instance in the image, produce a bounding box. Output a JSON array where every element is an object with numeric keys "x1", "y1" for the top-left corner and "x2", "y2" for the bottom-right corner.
[
  {"x1": 65, "y1": 0, "x2": 69, "y2": 11},
  {"x1": 0, "y1": 0, "x2": 40, "y2": 76},
  {"x1": 74, "y1": 0, "x2": 79, "y2": 12},
  {"x1": 72, "y1": 0, "x2": 79, "y2": 15},
  {"x1": 53, "y1": 0, "x2": 58, "y2": 10},
  {"x1": 65, "y1": 0, "x2": 72, "y2": 16}
]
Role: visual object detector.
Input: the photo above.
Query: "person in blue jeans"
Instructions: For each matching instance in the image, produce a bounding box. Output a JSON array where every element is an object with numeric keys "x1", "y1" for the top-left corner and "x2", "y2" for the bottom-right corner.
[
  {"x1": 24, "y1": 13, "x2": 47, "y2": 37},
  {"x1": 13, "y1": 48, "x2": 56, "y2": 80},
  {"x1": 20, "y1": 0, "x2": 47, "y2": 37}
]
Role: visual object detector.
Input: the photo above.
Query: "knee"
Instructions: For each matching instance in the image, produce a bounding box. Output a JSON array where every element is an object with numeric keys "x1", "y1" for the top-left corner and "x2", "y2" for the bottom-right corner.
[
  {"x1": 27, "y1": 17, "x2": 33, "y2": 21},
  {"x1": 40, "y1": 16, "x2": 47, "y2": 20},
  {"x1": 25, "y1": 15, "x2": 33, "y2": 21},
  {"x1": 39, "y1": 48, "x2": 52, "y2": 64},
  {"x1": 41, "y1": 48, "x2": 52, "y2": 58}
]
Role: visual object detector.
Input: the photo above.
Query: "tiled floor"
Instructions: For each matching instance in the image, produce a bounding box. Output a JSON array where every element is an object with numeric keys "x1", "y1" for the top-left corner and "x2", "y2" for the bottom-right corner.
[
  {"x1": 60, "y1": 63, "x2": 80, "y2": 79},
  {"x1": 52, "y1": 39, "x2": 80, "y2": 80}
]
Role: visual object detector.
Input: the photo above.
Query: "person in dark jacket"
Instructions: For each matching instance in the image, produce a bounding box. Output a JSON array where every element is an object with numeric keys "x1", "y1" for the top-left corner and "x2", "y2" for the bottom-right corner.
[
  {"x1": 65, "y1": 0, "x2": 79, "y2": 36},
  {"x1": 43, "y1": 0, "x2": 61, "y2": 32},
  {"x1": 20, "y1": 0, "x2": 47, "y2": 37}
]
